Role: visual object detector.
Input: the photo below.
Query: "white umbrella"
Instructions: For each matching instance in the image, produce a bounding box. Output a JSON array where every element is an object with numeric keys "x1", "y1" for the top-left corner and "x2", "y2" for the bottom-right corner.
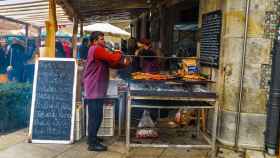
[{"x1": 84, "y1": 23, "x2": 130, "y2": 36}]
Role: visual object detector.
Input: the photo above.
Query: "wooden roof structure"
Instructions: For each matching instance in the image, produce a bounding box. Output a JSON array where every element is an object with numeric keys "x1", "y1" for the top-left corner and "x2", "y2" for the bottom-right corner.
[
  {"x1": 56, "y1": 0, "x2": 151, "y2": 24},
  {"x1": 0, "y1": 0, "x2": 154, "y2": 28},
  {"x1": 0, "y1": 0, "x2": 72, "y2": 27}
]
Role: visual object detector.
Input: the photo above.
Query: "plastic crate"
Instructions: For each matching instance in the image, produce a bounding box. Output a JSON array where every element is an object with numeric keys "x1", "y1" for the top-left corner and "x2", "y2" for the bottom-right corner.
[
  {"x1": 74, "y1": 102, "x2": 86, "y2": 141},
  {"x1": 97, "y1": 127, "x2": 114, "y2": 136}
]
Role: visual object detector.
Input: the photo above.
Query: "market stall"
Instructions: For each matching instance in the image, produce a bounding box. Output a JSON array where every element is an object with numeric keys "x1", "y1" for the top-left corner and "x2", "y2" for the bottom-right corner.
[{"x1": 123, "y1": 57, "x2": 218, "y2": 157}]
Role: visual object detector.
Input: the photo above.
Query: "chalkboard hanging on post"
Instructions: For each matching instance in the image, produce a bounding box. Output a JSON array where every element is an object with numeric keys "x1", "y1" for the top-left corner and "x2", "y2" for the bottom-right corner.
[
  {"x1": 29, "y1": 58, "x2": 77, "y2": 144},
  {"x1": 200, "y1": 10, "x2": 222, "y2": 68}
]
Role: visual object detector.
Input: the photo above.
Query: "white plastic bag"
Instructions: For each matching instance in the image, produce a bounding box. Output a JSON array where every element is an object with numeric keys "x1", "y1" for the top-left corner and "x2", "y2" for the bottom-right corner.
[
  {"x1": 136, "y1": 110, "x2": 158, "y2": 139},
  {"x1": 137, "y1": 110, "x2": 155, "y2": 128}
]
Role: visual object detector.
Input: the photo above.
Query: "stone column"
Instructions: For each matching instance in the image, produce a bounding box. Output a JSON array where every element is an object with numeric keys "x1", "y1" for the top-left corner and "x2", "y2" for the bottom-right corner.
[{"x1": 200, "y1": 0, "x2": 273, "y2": 148}]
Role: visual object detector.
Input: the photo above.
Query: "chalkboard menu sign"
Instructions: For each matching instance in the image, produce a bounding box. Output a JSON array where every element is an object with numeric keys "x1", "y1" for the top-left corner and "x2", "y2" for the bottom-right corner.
[
  {"x1": 200, "y1": 10, "x2": 222, "y2": 67},
  {"x1": 29, "y1": 58, "x2": 77, "y2": 144}
]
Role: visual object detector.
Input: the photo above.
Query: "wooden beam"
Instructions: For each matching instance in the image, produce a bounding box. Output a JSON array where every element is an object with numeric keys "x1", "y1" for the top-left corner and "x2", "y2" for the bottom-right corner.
[
  {"x1": 49, "y1": 0, "x2": 57, "y2": 31},
  {"x1": 25, "y1": 19, "x2": 70, "y2": 24},
  {"x1": 85, "y1": 16, "x2": 131, "y2": 23},
  {"x1": 72, "y1": 17, "x2": 78, "y2": 58},
  {"x1": 0, "y1": 2, "x2": 49, "y2": 10},
  {"x1": 0, "y1": 7, "x2": 63, "y2": 14},
  {"x1": 1, "y1": 10, "x2": 64, "y2": 18},
  {"x1": 11, "y1": 12, "x2": 66, "y2": 18},
  {"x1": 0, "y1": 0, "x2": 46, "y2": 7},
  {"x1": 70, "y1": 0, "x2": 148, "y2": 9},
  {"x1": 25, "y1": 24, "x2": 29, "y2": 54},
  {"x1": 21, "y1": 16, "x2": 69, "y2": 21},
  {"x1": 45, "y1": 0, "x2": 57, "y2": 58},
  {"x1": 80, "y1": 22, "x2": 84, "y2": 38},
  {"x1": 82, "y1": 12, "x2": 131, "y2": 18},
  {"x1": 0, "y1": 15, "x2": 28, "y2": 25},
  {"x1": 56, "y1": 0, "x2": 77, "y2": 19},
  {"x1": 0, "y1": 15, "x2": 41, "y2": 30},
  {"x1": 79, "y1": 8, "x2": 147, "y2": 14},
  {"x1": 79, "y1": 6, "x2": 149, "y2": 13},
  {"x1": 80, "y1": 8, "x2": 146, "y2": 22},
  {"x1": 32, "y1": 22, "x2": 72, "y2": 27},
  {"x1": 0, "y1": 6, "x2": 61, "y2": 14}
]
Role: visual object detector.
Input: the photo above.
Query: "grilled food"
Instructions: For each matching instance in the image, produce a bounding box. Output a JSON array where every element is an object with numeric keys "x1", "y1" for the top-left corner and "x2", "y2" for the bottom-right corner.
[
  {"x1": 182, "y1": 74, "x2": 206, "y2": 81},
  {"x1": 131, "y1": 72, "x2": 174, "y2": 80}
]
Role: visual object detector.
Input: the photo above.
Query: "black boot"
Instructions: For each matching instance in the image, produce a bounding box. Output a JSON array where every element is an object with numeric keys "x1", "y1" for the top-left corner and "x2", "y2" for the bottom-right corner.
[{"x1": 88, "y1": 143, "x2": 107, "y2": 151}]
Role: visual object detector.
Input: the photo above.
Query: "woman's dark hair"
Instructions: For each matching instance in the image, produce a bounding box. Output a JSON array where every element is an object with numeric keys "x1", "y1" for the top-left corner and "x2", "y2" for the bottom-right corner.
[
  {"x1": 90, "y1": 31, "x2": 104, "y2": 43},
  {"x1": 139, "y1": 38, "x2": 151, "y2": 47}
]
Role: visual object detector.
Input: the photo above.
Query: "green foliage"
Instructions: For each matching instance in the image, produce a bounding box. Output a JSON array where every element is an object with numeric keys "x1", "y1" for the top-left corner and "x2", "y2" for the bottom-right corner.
[{"x1": 0, "y1": 83, "x2": 32, "y2": 132}]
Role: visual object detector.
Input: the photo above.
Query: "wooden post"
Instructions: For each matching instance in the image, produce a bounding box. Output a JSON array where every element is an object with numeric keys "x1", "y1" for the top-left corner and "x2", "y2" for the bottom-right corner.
[
  {"x1": 72, "y1": 17, "x2": 78, "y2": 58},
  {"x1": 38, "y1": 27, "x2": 42, "y2": 47},
  {"x1": 80, "y1": 21, "x2": 84, "y2": 38},
  {"x1": 45, "y1": 0, "x2": 57, "y2": 57},
  {"x1": 25, "y1": 24, "x2": 29, "y2": 53}
]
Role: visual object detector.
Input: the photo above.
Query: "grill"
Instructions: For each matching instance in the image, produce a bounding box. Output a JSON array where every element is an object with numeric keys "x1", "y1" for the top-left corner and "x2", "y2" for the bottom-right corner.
[
  {"x1": 126, "y1": 78, "x2": 218, "y2": 155},
  {"x1": 131, "y1": 100, "x2": 213, "y2": 107},
  {"x1": 130, "y1": 90, "x2": 216, "y2": 98},
  {"x1": 128, "y1": 79, "x2": 216, "y2": 99}
]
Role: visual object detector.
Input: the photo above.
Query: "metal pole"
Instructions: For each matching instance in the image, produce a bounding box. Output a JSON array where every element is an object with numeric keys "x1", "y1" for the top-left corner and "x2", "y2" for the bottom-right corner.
[
  {"x1": 211, "y1": 101, "x2": 219, "y2": 158},
  {"x1": 25, "y1": 24, "x2": 29, "y2": 126},
  {"x1": 234, "y1": 0, "x2": 251, "y2": 150},
  {"x1": 126, "y1": 93, "x2": 132, "y2": 152}
]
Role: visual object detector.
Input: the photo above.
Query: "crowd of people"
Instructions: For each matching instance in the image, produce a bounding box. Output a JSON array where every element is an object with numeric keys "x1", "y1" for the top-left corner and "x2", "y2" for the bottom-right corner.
[
  {"x1": 0, "y1": 37, "x2": 90, "y2": 83},
  {"x1": 0, "y1": 38, "x2": 37, "y2": 82},
  {"x1": 0, "y1": 34, "x2": 159, "y2": 83}
]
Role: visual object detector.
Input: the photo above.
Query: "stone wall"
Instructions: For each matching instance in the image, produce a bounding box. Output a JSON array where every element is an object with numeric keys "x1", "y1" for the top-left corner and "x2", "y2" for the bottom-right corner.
[{"x1": 199, "y1": 0, "x2": 275, "y2": 148}]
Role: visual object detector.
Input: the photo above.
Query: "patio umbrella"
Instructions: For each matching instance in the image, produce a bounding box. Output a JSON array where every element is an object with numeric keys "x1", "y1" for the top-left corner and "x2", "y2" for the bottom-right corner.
[
  {"x1": 83, "y1": 23, "x2": 130, "y2": 36},
  {"x1": 41, "y1": 30, "x2": 73, "y2": 37}
]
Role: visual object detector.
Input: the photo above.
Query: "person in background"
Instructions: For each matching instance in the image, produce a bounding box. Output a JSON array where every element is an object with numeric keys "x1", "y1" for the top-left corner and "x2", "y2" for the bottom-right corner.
[
  {"x1": 78, "y1": 37, "x2": 89, "y2": 60},
  {"x1": 132, "y1": 38, "x2": 160, "y2": 73},
  {"x1": 55, "y1": 41, "x2": 66, "y2": 58},
  {"x1": 0, "y1": 42, "x2": 8, "y2": 74},
  {"x1": 127, "y1": 37, "x2": 137, "y2": 55},
  {"x1": 83, "y1": 31, "x2": 130, "y2": 152},
  {"x1": 6, "y1": 38, "x2": 26, "y2": 82},
  {"x1": 62, "y1": 40, "x2": 72, "y2": 58},
  {"x1": 23, "y1": 51, "x2": 39, "y2": 83},
  {"x1": 121, "y1": 39, "x2": 128, "y2": 54},
  {"x1": 134, "y1": 39, "x2": 160, "y2": 121},
  {"x1": 25, "y1": 39, "x2": 36, "y2": 62}
]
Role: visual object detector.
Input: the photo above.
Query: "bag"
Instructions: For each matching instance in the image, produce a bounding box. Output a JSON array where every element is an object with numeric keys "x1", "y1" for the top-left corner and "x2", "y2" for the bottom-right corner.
[
  {"x1": 136, "y1": 110, "x2": 159, "y2": 139},
  {"x1": 137, "y1": 110, "x2": 155, "y2": 128}
]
